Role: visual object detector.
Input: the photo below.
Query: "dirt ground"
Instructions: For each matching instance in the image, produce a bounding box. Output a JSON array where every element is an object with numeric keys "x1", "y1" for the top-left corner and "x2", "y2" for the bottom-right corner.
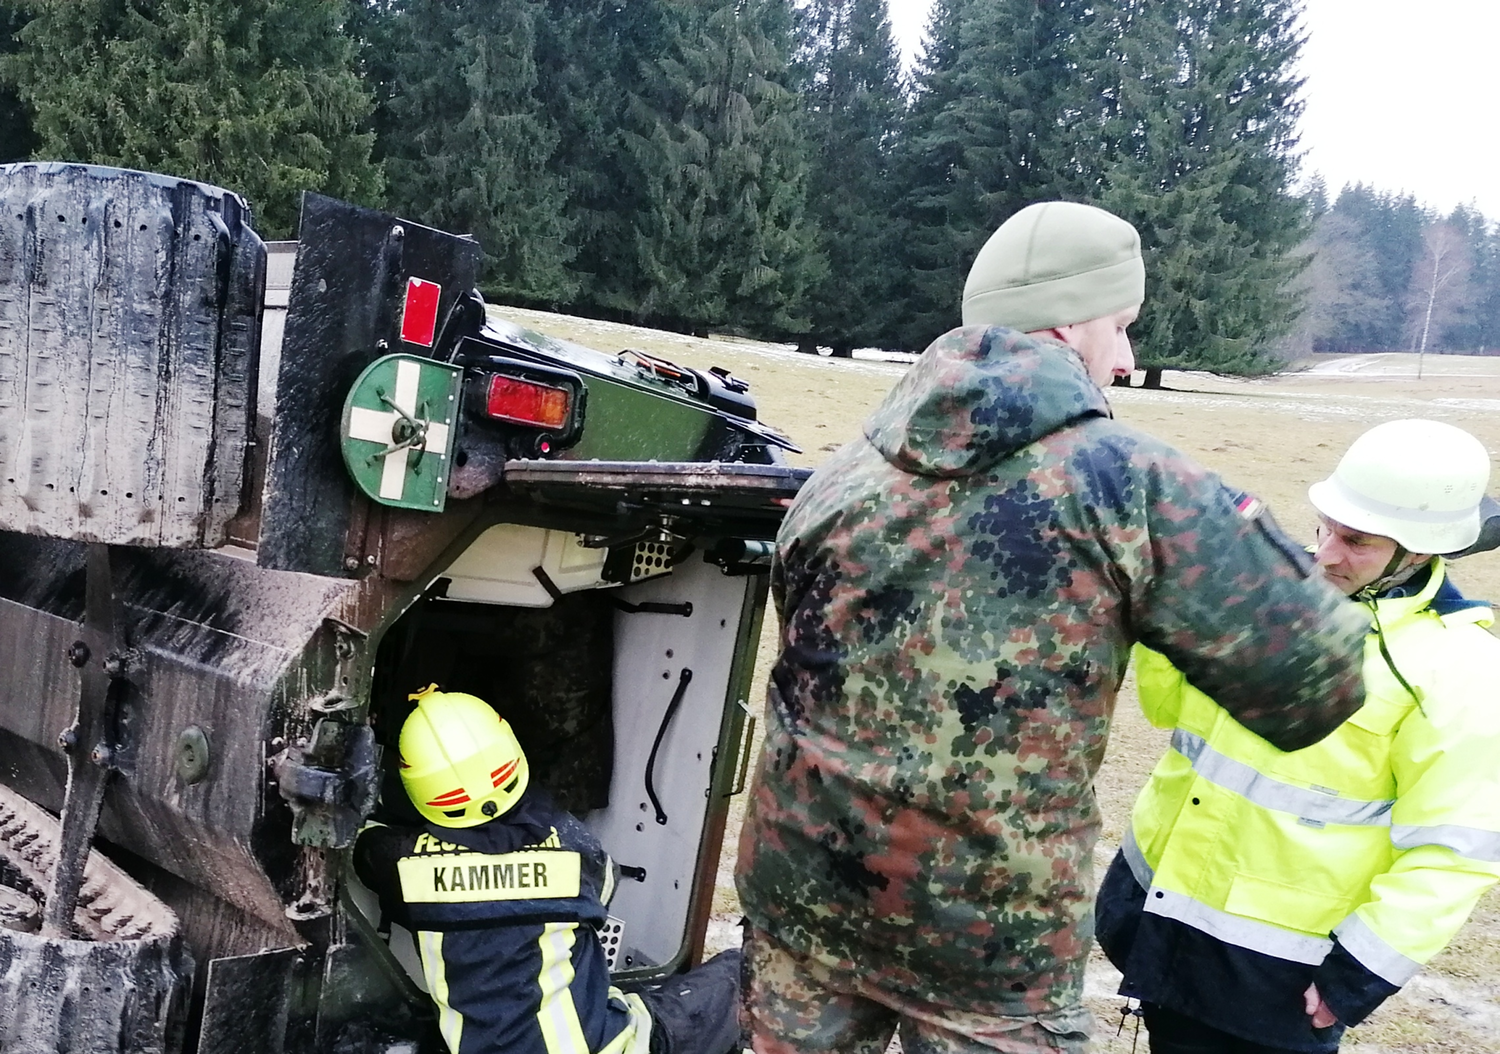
[{"x1": 494, "y1": 307, "x2": 1500, "y2": 1052}]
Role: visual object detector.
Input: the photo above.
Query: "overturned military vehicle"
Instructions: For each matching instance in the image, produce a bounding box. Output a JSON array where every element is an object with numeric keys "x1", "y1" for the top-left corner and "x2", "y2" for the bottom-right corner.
[{"x1": 0, "y1": 162, "x2": 805, "y2": 1053}]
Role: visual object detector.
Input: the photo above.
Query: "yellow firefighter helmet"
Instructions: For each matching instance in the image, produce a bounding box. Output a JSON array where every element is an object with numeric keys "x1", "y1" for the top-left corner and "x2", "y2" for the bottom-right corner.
[{"x1": 398, "y1": 685, "x2": 530, "y2": 827}]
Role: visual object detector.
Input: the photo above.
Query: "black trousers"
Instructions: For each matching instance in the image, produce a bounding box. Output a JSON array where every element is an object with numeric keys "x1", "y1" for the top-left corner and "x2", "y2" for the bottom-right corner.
[
  {"x1": 1143, "y1": 1004, "x2": 1333, "y2": 1054},
  {"x1": 639, "y1": 949, "x2": 743, "y2": 1054}
]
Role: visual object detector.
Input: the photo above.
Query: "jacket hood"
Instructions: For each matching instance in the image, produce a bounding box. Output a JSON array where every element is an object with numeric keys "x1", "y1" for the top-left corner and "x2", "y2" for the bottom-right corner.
[{"x1": 864, "y1": 325, "x2": 1110, "y2": 477}]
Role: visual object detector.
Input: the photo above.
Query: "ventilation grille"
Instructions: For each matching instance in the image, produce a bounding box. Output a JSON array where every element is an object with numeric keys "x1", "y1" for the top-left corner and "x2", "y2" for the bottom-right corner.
[
  {"x1": 600, "y1": 915, "x2": 626, "y2": 970},
  {"x1": 630, "y1": 542, "x2": 673, "y2": 582}
]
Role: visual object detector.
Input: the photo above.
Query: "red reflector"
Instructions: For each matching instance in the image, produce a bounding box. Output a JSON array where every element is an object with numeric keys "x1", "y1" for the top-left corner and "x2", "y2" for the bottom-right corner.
[
  {"x1": 427, "y1": 788, "x2": 470, "y2": 806},
  {"x1": 486, "y1": 375, "x2": 571, "y2": 429},
  {"x1": 491, "y1": 759, "x2": 519, "y2": 787},
  {"x1": 400, "y1": 277, "x2": 441, "y2": 347}
]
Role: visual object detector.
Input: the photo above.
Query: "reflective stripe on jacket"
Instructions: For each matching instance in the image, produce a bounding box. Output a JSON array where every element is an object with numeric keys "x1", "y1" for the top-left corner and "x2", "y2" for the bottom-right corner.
[{"x1": 1128, "y1": 557, "x2": 1500, "y2": 991}]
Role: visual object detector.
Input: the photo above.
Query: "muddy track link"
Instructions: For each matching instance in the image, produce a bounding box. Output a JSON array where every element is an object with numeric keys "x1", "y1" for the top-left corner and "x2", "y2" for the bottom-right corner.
[{"x1": 0, "y1": 786, "x2": 190, "y2": 1053}]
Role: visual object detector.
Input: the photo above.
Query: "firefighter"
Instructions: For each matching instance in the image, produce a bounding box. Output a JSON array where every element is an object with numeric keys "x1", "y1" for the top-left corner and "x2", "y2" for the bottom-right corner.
[
  {"x1": 1096, "y1": 419, "x2": 1500, "y2": 1053},
  {"x1": 353, "y1": 686, "x2": 741, "y2": 1054}
]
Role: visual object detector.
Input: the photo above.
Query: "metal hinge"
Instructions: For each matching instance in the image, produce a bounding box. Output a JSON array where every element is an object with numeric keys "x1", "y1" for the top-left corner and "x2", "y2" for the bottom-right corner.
[{"x1": 273, "y1": 719, "x2": 380, "y2": 849}]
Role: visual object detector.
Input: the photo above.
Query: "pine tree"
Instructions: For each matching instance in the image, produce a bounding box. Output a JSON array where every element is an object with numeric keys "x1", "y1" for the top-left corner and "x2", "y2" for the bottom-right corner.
[
  {"x1": 0, "y1": 2, "x2": 37, "y2": 163},
  {"x1": 7, "y1": 0, "x2": 383, "y2": 237},
  {"x1": 1302, "y1": 173, "x2": 1329, "y2": 219},
  {"x1": 1292, "y1": 204, "x2": 1388, "y2": 355},
  {"x1": 1085, "y1": 0, "x2": 1312, "y2": 383},
  {"x1": 531, "y1": 0, "x2": 680, "y2": 312},
  {"x1": 1470, "y1": 219, "x2": 1500, "y2": 354},
  {"x1": 615, "y1": 0, "x2": 822, "y2": 335},
  {"x1": 370, "y1": 0, "x2": 575, "y2": 302},
  {"x1": 794, "y1": 0, "x2": 905, "y2": 355},
  {"x1": 1314, "y1": 184, "x2": 1426, "y2": 351},
  {"x1": 893, "y1": 0, "x2": 1087, "y2": 351}
]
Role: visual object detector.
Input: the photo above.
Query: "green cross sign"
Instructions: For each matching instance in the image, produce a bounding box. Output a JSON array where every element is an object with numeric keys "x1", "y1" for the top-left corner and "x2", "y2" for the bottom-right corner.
[{"x1": 340, "y1": 354, "x2": 463, "y2": 512}]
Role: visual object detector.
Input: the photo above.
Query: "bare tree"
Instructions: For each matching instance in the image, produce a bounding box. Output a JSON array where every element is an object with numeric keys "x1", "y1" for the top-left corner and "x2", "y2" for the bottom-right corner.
[{"x1": 1407, "y1": 221, "x2": 1473, "y2": 377}]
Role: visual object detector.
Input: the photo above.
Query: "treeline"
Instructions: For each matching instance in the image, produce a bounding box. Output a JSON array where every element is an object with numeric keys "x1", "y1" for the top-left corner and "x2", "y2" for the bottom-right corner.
[
  {"x1": 1295, "y1": 180, "x2": 1500, "y2": 356},
  {"x1": 0, "y1": 0, "x2": 1311, "y2": 367}
]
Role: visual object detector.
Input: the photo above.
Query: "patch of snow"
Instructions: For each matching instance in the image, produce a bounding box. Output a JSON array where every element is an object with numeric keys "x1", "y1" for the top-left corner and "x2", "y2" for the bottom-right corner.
[
  {"x1": 1110, "y1": 384, "x2": 1495, "y2": 423},
  {"x1": 1085, "y1": 957, "x2": 1125, "y2": 1001},
  {"x1": 704, "y1": 914, "x2": 743, "y2": 958},
  {"x1": 1303, "y1": 353, "x2": 1500, "y2": 378},
  {"x1": 1403, "y1": 971, "x2": 1500, "y2": 1033},
  {"x1": 491, "y1": 305, "x2": 914, "y2": 379}
]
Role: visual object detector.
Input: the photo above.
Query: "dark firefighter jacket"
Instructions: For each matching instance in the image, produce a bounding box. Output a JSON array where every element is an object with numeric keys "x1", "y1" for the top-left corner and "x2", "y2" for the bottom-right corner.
[{"x1": 355, "y1": 791, "x2": 651, "y2": 1054}]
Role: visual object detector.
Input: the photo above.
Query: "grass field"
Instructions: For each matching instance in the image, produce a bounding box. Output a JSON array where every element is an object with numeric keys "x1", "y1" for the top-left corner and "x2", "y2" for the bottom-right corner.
[{"x1": 495, "y1": 306, "x2": 1500, "y2": 1052}]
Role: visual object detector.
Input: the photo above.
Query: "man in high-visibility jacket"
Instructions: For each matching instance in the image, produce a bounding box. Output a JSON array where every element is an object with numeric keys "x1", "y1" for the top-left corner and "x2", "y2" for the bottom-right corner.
[
  {"x1": 354, "y1": 686, "x2": 741, "y2": 1054},
  {"x1": 1096, "y1": 418, "x2": 1500, "y2": 1053}
]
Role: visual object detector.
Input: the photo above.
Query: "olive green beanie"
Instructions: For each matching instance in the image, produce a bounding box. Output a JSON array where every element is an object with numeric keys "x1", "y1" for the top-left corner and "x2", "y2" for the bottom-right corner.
[{"x1": 961, "y1": 201, "x2": 1145, "y2": 332}]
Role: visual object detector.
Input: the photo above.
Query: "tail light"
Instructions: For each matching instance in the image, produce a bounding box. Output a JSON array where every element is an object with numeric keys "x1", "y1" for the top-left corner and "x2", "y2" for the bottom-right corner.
[
  {"x1": 459, "y1": 354, "x2": 587, "y2": 462},
  {"x1": 486, "y1": 375, "x2": 572, "y2": 429}
]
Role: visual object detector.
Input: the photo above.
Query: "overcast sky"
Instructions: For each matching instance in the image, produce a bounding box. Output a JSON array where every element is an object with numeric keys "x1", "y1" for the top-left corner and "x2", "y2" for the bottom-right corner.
[{"x1": 884, "y1": 0, "x2": 1500, "y2": 219}]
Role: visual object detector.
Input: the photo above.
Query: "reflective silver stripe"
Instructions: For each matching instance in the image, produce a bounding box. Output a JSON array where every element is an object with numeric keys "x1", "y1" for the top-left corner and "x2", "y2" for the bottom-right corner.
[
  {"x1": 1334, "y1": 913, "x2": 1422, "y2": 986},
  {"x1": 1122, "y1": 826, "x2": 1155, "y2": 889},
  {"x1": 1171, "y1": 729, "x2": 1395, "y2": 826},
  {"x1": 1392, "y1": 824, "x2": 1500, "y2": 862},
  {"x1": 1144, "y1": 887, "x2": 1332, "y2": 964}
]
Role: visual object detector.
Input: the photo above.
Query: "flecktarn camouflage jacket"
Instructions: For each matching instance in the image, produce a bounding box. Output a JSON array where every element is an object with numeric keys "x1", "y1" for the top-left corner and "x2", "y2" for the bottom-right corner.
[{"x1": 736, "y1": 325, "x2": 1368, "y2": 1018}]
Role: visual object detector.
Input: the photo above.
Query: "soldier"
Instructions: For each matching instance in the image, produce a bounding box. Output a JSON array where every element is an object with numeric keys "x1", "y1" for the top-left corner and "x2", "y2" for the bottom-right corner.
[
  {"x1": 355, "y1": 686, "x2": 741, "y2": 1054},
  {"x1": 1096, "y1": 420, "x2": 1500, "y2": 1053},
  {"x1": 734, "y1": 201, "x2": 1370, "y2": 1054}
]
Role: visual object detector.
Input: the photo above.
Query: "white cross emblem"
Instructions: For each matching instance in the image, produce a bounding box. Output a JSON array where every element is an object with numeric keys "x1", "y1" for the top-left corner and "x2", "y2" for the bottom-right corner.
[{"x1": 346, "y1": 358, "x2": 450, "y2": 501}]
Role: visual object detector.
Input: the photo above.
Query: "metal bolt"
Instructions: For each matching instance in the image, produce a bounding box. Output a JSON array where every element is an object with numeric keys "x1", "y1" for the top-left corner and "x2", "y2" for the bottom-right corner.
[
  {"x1": 343, "y1": 556, "x2": 360, "y2": 571},
  {"x1": 102, "y1": 653, "x2": 127, "y2": 678},
  {"x1": 67, "y1": 641, "x2": 90, "y2": 668},
  {"x1": 175, "y1": 726, "x2": 210, "y2": 784},
  {"x1": 390, "y1": 225, "x2": 404, "y2": 239},
  {"x1": 58, "y1": 727, "x2": 78, "y2": 752},
  {"x1": 90, "y1": 745, "x2": 113, "y2": 767},
  {"x1": 365, "y1": 554, "x2": 377, "y2": 566}
]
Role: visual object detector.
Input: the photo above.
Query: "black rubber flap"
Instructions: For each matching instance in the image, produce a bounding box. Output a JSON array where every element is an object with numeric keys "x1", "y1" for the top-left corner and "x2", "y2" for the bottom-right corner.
[{"x1": 257, "y1": 193, "x2": 482, "y2": 575}]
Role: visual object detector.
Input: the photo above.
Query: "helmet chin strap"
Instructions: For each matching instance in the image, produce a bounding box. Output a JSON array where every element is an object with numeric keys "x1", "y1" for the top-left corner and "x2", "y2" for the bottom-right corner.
[
  {"x1": 1354, "y1": 544, "x2": 1424, "y2": 602},
  {"x1": 1356, "y1": 543, "x2": 1429, "y2": 712}
]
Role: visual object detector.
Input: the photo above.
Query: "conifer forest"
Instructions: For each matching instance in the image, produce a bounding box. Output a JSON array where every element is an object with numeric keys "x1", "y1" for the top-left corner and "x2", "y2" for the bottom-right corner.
[{"x1": 1, "y1": 0, "x2": 1496, "y2": 371}]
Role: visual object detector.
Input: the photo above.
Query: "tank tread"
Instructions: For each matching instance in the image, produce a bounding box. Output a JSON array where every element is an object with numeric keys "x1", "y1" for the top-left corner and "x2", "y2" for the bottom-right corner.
[
  {"x1": 0, "y1": 786, "x2": 191, "y2": 1053},
  {"x1": 0, "y1": 789, "x2": 177, "y2": 941}
]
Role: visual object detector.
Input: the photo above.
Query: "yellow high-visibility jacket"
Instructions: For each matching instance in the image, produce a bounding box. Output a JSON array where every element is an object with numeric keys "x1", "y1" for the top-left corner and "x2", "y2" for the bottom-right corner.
[{"x1": 1123, "y1": 557, "x2": 1500, "y2": 1020}]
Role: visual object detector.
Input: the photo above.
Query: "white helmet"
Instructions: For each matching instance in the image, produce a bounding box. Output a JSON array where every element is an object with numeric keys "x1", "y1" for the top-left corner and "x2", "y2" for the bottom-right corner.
[{"x1": 1309, "y1": 419, "x2": 1492, "y2": 555}]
